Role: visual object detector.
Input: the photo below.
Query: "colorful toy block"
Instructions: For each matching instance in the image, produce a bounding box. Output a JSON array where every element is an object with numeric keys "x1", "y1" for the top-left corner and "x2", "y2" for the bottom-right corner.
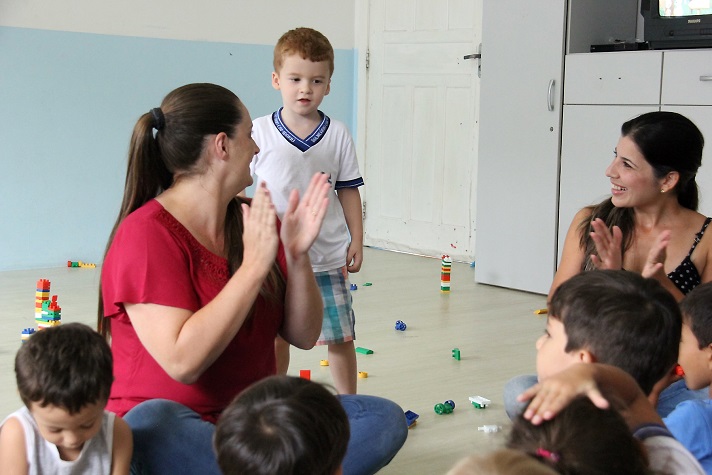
[
  {"x1": 299, "y1": 369, "x2": 311, "y2": 380},
  {"x1": 320, "y1": 359, "x2": 329, "y2": 366},
  {"x1": 394, "y1": 320, "x2": 407, "y2": 331},
  {"x1": 452, "y1": 348, "x2": 461, "y2": 360},
  {"x1": 21, "y1": 328, "x2": 36, "y2": 343},
  {"x1": 363, "y1": 282, "x2": 373, "y2": 286},
  {"x1": 350, "y1": 283, "x2": 358, "y2": 291},
  {"x1": 355, "y1": 347, "x2": 373, "y2": 355},
  {"x1": 469, "y1": 396, "x2": 491, "y2": 409},
  {"x1": 358, "y1": 371, "x2": 368, "y2": 378},
  {"x1": 68, "y1": 260, "x2": 96, "y2": 268}
]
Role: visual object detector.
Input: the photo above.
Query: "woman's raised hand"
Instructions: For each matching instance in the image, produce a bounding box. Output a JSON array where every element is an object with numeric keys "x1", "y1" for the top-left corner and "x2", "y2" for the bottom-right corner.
[
  {"x1": 241, "y1": 182, "x2": 279, "y2": 274},
  {"x1": 589, "y1": 218, "x2": 623, "y2": 270},
  {"x1": 280, "y1": 173, "x2": 331, "y2": 259},
  {"x1": 642, "y1": 230, "x2": 670, "y2": 279}
]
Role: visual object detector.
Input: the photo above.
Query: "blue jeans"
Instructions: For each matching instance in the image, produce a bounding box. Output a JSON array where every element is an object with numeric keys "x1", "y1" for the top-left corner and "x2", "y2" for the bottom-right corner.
[
  {"x1": 124, "y1": 395, "x2": 408, "y2": 475},
  {"x1": 502, "y1": 374, "x2": 709, "y2": 419}
]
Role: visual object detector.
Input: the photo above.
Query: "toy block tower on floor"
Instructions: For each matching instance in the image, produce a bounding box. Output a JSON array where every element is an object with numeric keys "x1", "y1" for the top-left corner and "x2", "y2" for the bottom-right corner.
[
  {"x1": 34, "y1": 279, "x2": 61, "y2": 330},
  {"x1": 440, "y1": 255, "x2": 452, "y2": 293}
]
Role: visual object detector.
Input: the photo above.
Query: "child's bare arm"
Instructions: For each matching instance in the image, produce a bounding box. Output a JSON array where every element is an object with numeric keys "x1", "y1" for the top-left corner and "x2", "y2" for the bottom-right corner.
[
  {"x1": 0, "y1": 417, "x2": 29, "y2": 474},
  {"x1": 337, "y1": 187, "x2": 363, "y2": 273},
  {"x1": 518, "y1": 363, "x2": 662, "y2": 430},
  {"x1": 110, "y1": 417, "x2": 133, "y2": 475}
]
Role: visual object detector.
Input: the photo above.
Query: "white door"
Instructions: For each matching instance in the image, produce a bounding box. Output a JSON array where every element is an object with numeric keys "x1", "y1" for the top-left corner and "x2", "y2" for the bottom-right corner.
[
  {"x1": 474, "y1": 0, "x2": 566, "y2": 294},
  {"x1": 363, "y1": 0, "x2": 482, "y2": 262}
]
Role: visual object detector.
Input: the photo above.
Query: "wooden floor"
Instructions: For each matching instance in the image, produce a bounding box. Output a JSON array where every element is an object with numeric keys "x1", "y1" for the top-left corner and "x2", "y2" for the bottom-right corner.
[{"x1": 0, "y1": 247, "x2": 547, "y2": 474}]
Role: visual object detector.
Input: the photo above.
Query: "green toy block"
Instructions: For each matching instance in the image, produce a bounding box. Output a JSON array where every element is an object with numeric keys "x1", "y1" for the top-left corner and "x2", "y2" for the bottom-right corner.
[
  {"x1": 355, "y1": 347, "x2": 373, "y2": 354},
  {"x1": 452, "y1": 348, "x2": 461, "y2": 360}
]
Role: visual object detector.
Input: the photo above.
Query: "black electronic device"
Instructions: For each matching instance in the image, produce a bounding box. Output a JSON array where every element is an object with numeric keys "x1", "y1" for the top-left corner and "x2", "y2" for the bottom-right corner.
[
  {"x1": 590, "y1": 42, "x2": 650, "y2": 52},
  {"x1": 641, "y1": 0, "x2": 712, "y2": 49}
]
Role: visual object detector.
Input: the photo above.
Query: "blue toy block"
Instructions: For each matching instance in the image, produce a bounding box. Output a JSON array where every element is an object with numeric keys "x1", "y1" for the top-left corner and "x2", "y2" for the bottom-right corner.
[{"x1": 404, "y1": 410, "x2": 419, "y2": 427}]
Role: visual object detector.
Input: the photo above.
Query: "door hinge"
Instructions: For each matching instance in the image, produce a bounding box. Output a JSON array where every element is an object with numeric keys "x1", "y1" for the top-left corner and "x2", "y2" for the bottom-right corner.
[
  {"x1": 366, "y1": 49, "x2": 370, "y2": 70},
  {"x1": 362, "y1": 201, "x2": 366, "y2": 220}
]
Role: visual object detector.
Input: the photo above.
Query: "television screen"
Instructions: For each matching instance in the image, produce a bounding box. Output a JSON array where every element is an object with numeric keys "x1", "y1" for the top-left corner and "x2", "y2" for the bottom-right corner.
[{"x1": 659, "y1": 0, "x2": 712, "y2": 17}]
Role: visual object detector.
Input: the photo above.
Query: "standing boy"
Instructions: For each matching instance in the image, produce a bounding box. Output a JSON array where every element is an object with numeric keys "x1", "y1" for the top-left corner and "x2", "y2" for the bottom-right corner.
[
  {"x1": 251, "y1": 27, "x2": 363, "y2": 394},
  {"x1": 0, "y1": 323, "x2": 132, "y2": 474}
]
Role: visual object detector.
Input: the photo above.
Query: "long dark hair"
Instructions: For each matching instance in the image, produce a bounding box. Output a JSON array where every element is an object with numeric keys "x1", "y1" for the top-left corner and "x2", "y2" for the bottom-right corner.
[
  {"x1": 580, "y1": 111, "x2": 704, "y2": 270},
  {"x1": 509, "y1": 397, "x2": 652, "y2": 475},
  {"x1": 98, "y1": 83, "x2": 285, "y2": 338}
]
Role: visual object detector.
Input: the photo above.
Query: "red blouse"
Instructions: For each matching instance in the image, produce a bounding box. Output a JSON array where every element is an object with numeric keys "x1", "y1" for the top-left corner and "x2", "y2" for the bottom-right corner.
[{"x1": 102, "y1": 199, "x2": 286, "y2": 423}]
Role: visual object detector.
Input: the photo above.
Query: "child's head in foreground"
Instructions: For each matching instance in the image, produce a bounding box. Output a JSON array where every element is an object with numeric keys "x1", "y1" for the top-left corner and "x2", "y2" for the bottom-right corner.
[
  {"x1": 678, "y1": 281, "x2": 712, "y2": 391},
  {"x1": 508, "y1": 397, "x2": 652, "y2": 475},
  {"x1": 15, "y1": 322, "x2": 113, "y2": 450},
  {"x1": 538, "y1": 270, "x2": 681, "y2": 394},
  {"x1": 214, "y1": 375, "x2": 349, "y2": 475}
]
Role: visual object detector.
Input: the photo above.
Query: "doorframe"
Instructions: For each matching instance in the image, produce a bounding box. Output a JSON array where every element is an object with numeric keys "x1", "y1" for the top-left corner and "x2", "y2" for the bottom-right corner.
[{"x1": 354, "y1": 2, "x2": 370, "y2": 209}]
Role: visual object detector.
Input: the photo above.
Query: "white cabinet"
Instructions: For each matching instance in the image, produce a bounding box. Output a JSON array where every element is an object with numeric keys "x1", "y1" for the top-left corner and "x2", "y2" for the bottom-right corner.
[
  {"x1": 475, "y1": 0, "x2": 639, "y2": 294},
  {"x1": 558, "y1": 49, "x2": 712, "y2": 264},
  {"x1": 474, "y1": 0, "x2": 566, "y2": 294}
]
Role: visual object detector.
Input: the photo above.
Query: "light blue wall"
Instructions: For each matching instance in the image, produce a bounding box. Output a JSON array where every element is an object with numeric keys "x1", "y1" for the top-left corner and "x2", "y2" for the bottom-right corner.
[{"x1": 0, "y1": 26, "x2": 355, "y2": 270}]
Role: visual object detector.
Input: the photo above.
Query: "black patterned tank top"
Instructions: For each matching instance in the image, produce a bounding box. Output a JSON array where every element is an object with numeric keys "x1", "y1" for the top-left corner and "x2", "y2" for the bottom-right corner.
[{"x1": 667, "y1": 217, "x2": 712, "y2": 294}]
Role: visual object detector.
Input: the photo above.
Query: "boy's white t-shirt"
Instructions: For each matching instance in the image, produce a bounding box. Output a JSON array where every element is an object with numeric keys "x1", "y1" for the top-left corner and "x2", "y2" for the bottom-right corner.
[
  {"x1": 1, "y1": 406, "x2": 114, "y2": 475},
  {"x1": 251, "y1": 110, "x2": 363, "y2": 272},
  {"x1": 644, "y1": 435, "x2": 705, "y2": 474}
]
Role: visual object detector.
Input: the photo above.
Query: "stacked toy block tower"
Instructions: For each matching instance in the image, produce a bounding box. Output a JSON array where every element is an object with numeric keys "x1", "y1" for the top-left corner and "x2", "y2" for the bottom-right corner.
[
  {"x1": 440, "y1": 255, "x2": 452, "y2": 293},
  {"x1": 34, "y1": 279, "x2": 61, "y2": 330}
]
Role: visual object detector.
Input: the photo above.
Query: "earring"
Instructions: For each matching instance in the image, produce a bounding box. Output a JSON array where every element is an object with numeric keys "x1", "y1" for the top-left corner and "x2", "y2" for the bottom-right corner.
[{"x1": 661, "y1": 188, "x2": 666, "y2": 193}]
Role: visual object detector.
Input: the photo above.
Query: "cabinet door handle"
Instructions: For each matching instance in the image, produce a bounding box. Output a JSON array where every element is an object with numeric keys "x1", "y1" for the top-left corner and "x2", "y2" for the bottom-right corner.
[
  {"x1": 700, "y1": 75, "x2": 712, "y2": 81},
  {"x1": 547, "y1": 79, "x2": 555, "y2": 111}
]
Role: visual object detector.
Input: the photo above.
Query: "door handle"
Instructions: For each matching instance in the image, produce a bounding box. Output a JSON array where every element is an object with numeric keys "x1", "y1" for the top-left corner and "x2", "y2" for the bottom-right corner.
[
  {"x1": 464, "y1": 44, "x2": 483, "y2": 78},
  {"x1": 547, "y1": 79, "x2": 555, "y2": 111},
  {"x1": 700, "y1": 75, "x2": 712, "y2": 81}
]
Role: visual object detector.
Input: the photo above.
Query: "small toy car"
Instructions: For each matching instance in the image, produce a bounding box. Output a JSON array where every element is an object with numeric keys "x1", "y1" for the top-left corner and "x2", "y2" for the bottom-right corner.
[
  {"x1": 469, "y1": 396, "x2": 491, "y2": 409},
  {"x1": 434, "y1": 400, "x2": 455, "y2": 414}
]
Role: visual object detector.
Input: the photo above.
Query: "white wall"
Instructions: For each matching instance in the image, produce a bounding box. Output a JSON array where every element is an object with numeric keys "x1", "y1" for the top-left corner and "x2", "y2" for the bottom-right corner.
[{"x1": 0, "y1": 0, "x2": 355, "y2": 47}]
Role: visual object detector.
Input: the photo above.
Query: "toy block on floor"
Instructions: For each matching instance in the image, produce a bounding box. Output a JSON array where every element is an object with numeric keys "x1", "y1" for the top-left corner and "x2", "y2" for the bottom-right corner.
[
  {"x1": 404, "y1": 410, "x2": 419, "y2": 428},
  {"x1": 355, "y1": 347, "x2": 373, "y2": 355},
  {"x1": 469, "y1": 396, "x2": 491, "y2": 409}
]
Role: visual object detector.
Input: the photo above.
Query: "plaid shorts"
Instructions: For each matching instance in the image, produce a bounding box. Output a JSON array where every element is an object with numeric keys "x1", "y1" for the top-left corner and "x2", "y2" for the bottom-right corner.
[{"x1": 315, "y1": 267, "x2": 356, "y2": 345}]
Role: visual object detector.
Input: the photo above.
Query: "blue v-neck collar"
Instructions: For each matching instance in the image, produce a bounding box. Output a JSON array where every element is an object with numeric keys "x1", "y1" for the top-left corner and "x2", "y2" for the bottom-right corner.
[{"x1": 272, "y1": 107, "x2": 331, "y2": 152}]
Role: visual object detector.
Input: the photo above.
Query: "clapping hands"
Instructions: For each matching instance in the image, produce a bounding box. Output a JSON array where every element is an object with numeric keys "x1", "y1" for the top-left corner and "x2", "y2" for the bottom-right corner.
[
  {"x1": 280, "y1": 173, "x2": 331, "y2": 260},
  {"x1": 589, "y1": 218, "x2": 624, "y2": 270}
]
